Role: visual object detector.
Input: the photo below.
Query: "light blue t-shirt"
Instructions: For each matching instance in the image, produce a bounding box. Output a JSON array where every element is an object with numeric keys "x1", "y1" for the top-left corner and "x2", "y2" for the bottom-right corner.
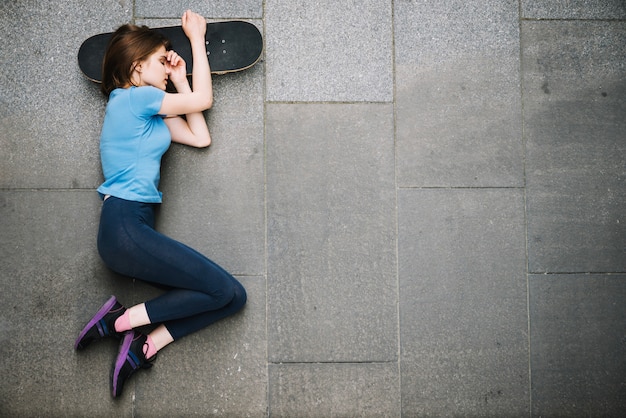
[{"x1": 97, "y1": 86, "x2": 170, "y2": 203}]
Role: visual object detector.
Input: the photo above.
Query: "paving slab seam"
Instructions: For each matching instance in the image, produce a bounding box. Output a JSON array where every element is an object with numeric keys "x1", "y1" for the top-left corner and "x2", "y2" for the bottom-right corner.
[
  {"x1": 516, "y1": 6, "x2": 532, "y2": 411},
  {"x1": 232, "y1": 273, "x2": 266, "y2": 277},
  {"x1": 529, "y1": 271, "x2": 626, "y2": 275},
  {"x1": 397, "y1": 186, "x2": 526, "y2": 190},
  {"x1": 520, "y1": 17, "x2": 626, "y2": 22},
  {"x1": 133, "y1": 14, "x2": 262, "y2": 19},
  {"x1": 268, "y1": 361, "x2": 398, "y2": 365},
  {"x1": 0, "y1": 188, "x2": 95, "y2": 192},
  {"x1": 264, "y1": 101, "x2": 394, "y2": 105},
  {"x1": 391, "y1": 2, "x2": 402, "y2": 400}
]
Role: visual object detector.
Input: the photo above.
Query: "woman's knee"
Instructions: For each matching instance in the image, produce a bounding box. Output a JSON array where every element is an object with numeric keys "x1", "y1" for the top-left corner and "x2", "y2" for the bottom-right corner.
[
  {"x1": 202, "y1": 275, "x2": 236, "y2": 309},
  {"x1": 210, "y1": 279, "x2": 246, "y2": 315},
  {"x1": 230, "y1": 280, "x2": 247, "y2": 312},
  {"x1": 198, "y1": 271, "x2": 246, "y2": 309}
]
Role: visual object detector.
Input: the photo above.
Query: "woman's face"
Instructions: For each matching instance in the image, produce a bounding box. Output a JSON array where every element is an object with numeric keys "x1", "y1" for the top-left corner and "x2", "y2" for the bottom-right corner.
[{"x1": 136, "y1": 46, "x2": 170, "y2": 90}]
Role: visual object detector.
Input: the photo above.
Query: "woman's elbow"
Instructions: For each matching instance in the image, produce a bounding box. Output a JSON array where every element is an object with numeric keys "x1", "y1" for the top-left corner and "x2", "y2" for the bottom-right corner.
[
  {"x1": 195, "y1": 134, "x2": 211, "y2": 148},
  {"x1": 202, "y1": 95, "x2": 213, "y2": 110},
  {"x1": 189, "y1": 93, "x2": 212, "y2": 112}
]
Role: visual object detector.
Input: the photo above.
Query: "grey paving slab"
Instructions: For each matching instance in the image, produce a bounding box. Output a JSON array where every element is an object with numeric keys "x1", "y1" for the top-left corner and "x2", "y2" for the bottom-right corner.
[
  {"x1": 266, "y1": 103, "x2": 397, "y2": 362},
  {"x1": 135, "y1": 0, "x2": 262, "y2": 18},
  {"x1": 529, "y1": 274, "x2": 626, "y2": 416},
  {"x1": 522, "y1": 0, "x2": 626, "y2": 19},
  {"x1": 157, "y1": 63, "x2": 266, "y2": 276},
  {"x1": 135, "y1": 277, "x2": 267, "y2": 416},
  {"x1": 269, "y1": 363, "x2": 400, "y2": 417},
  {"x1": 398, "y1": 189, "x2": 529, "y2": 416},
  {"x1": 0, "y1": 1, "x2": 131, "y2": 189},
  {"x1": 523, "y1": 21, "x2": 626, "y2": 273},
  {"x1": 395, "y1": 0, "x2": 523, "y2": 188},
  {"x1": 0, "y1": 190, "x2": 135, "y2": 416},
  {"x1": 265, "y1": 0, "x2": 393, "y2": 102}
]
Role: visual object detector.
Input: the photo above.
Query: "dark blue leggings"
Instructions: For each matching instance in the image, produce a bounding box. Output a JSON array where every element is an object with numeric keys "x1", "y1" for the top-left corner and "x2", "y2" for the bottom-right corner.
[{"x1": 97, "y1": 196, "x2": 246, "y2": 341}]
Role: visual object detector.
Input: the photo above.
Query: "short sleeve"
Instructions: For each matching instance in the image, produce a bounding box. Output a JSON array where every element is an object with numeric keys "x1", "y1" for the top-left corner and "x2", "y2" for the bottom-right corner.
[{"x1": 129, "y1": 86, "x2": 166, "y2": 118}]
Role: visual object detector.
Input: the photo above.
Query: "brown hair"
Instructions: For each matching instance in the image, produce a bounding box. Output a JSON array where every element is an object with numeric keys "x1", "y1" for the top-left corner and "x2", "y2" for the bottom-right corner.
[{"x1": 101, "y1": 24, "x2": 171, "y2": 96}]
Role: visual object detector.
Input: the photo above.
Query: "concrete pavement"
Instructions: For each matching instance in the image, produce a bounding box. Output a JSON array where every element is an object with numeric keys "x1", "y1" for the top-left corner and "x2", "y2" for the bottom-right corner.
[{"x1": 1, "y1": 0, "x2": 625, "y2": 416}]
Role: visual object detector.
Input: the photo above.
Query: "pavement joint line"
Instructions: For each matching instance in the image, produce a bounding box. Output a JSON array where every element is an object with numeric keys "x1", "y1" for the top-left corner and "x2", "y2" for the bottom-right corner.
[
  {"x1": 396, "y1": 186, "x2": 526, "y2": 190},
  {"x1": 520, "y1": 18, "x2": 626, "y2": 22},
  {"x1": 265, "y1": 101, "x2": 394, "y2": 105},
  {"x1": 0, "y1": 188, "x2": 95, "y2": 192},
  {"x1": 529, "y1": 271, "x2": 626, "y2": 275},
  {"x1": 268, "y1": 361, "x2": 398, "y2": 365}
]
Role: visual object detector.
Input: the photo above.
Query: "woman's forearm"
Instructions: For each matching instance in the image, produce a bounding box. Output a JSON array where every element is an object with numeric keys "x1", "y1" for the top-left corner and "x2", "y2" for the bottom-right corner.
[{"x1": 189, "y1": 37, "x2": 213, "y2": 107}]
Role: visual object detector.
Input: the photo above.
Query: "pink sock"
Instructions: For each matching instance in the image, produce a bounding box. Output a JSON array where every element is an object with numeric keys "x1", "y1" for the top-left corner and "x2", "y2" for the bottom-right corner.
[
  {"x1": 144, "y1": 335, "x2": 158, "y2": 359},
  {"x1": 114, "y1": 311, "x2": 131, "y2": 333}
]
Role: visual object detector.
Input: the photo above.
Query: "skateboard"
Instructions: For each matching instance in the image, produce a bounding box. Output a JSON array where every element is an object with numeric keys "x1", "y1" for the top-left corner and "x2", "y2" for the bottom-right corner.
[{"x1": 78, "y1": 21, "x2": 263, "y2": 83}]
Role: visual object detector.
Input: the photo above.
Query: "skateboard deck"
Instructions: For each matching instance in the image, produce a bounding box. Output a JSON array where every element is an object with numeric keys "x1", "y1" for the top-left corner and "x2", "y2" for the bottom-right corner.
[{"x1": 78, "y1": 21, "x2": 263, "y2": 83}]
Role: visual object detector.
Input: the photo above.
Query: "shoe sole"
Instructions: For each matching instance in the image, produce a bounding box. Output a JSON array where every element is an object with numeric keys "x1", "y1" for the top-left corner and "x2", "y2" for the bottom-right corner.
[
  {"x1": 111, "y1": 331, "x2": 135, "y2": 398},
  {"x1": 74, "y1": 295, "x2": 117, "y2": 350}
]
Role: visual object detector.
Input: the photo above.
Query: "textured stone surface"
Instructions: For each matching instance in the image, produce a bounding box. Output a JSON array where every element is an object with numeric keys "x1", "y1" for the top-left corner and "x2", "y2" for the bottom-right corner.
[
  {"x1": 158, "y1": 63, "x2": 266, "y2": 276},
  {"x1": 395, "y1": 0, "x2": 523, "y2": 187},
  {"x1": 523, "y1": 21, "x2": 626, "y2": 273},
  {"x1": 0, "y1": 190, "x2": 134, "y2": 416},
  {"x1": 135, "y1": 0, "x2": 263, "y2": 18},
  {"x1": 398, "y1": 189, "x2": 529, "y2": 416},
  {"x1": 269, "y1": 363, "x2": 400, "y2": 417},
  {"x1": 266, "y1": 103, "x2": 397, "y2": 362},
  {"x1": 522, "y1": 0, "x2": 626, "y2": 19},
  {"x1": 135, "y1": 278, "x2": 267, "y2": 417},
  {"x1": 265, "y1": 0, "x2": 393, "y2": 102},
  {"x1": 529, "y1": 274, "x2": 626, "y2": 416},
  {"x1": 3, "y1": 0, "x2": 625, "y2": 416},
  {"x1": 0, "y1": 0, "x2": 131, "y2": 189}
]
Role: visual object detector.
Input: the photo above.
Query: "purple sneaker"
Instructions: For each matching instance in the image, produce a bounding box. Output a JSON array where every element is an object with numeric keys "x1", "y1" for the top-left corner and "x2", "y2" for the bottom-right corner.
[
  {"x1": 111, "y1": 331, "x2": 156, "y2": 398},
  {"x1": 74, "y1": 296, "x2": 126, "y2": 350}
]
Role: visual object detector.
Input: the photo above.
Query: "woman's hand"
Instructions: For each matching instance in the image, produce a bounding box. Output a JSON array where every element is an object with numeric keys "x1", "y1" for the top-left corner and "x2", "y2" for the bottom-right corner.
[
  {"x1": 181, "y1": 10, "x2": 206, "y2": 43},
  {"x1": 166, "y1": 50, "x2": 187, "y2": 86}
]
